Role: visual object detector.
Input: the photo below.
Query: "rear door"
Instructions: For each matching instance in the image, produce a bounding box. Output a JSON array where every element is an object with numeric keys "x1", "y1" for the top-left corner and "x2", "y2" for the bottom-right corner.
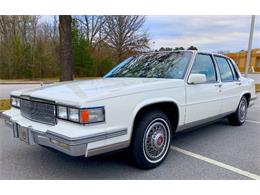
[
  {"x1": 185, "y1": 53, "x2": 222, "y2": 124},
  {"x1": 213, "y1": 55, "x2": 242, "y2": 114}
]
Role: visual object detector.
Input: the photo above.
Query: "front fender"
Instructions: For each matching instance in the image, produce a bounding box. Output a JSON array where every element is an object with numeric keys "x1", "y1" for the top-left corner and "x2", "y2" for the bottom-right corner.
[{"x1": 129, "y1": 97, "x2": 182, "y2": 139}]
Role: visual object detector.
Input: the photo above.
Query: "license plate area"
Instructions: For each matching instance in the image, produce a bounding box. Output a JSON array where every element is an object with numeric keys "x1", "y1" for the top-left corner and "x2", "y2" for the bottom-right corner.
[{"x1": 17, "y1": 125, "x2": 29, "y2": 143}]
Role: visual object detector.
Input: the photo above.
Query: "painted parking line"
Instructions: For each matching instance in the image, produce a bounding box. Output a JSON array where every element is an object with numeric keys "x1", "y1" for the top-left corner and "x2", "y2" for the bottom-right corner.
[
  {"x1": 246, "y1": 120, "x2": 260, "y2": 124},
  {"x1": 171, "y1": 146, "x2": 260, "y2": 180}
]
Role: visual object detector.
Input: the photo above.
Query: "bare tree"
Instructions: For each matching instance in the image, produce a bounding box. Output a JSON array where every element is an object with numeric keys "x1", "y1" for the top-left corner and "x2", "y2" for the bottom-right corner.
[
  {"x1": 74, "y1": 15, "x2": 107, "y2": 50},
  {"x1": 0, "y1": 16, "x2": 11, "y2": 78},
  {"x1": 59, "y1": 15, "x2": 73, "y2": 81},
  {"x1": 103, "y1": 15, "x2": 149, "y2": 62},
  {"x1": 0, "y1": 15, "x2": 150, "y2": 79},
  {"x1": 52, "y1": 16, "x2": 58, "y2": 41}
]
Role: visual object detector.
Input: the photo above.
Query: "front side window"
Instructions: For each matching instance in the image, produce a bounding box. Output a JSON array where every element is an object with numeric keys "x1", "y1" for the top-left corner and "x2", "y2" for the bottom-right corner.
[
  {"x1": 215, "y1": 56, "x2": 234, "y2": 82},
  {"x1": 190, "y1": 54, "x2": 217, "y2": 83},
  {"x1": 105, "y1": 51, "x2": 192, "y2": 79}
]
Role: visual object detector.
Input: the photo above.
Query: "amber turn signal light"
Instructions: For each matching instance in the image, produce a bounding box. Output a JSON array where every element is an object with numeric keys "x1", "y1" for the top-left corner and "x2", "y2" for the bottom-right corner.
[{"x1": 80, "y1": 109, "x2": 89, "y2": 123}]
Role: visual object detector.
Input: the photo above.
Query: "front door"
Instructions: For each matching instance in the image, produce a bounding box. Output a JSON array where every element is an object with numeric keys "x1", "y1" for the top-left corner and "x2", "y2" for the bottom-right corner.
[{"x1": 185, "y1": 53, "x2": 222, "y2": 124}]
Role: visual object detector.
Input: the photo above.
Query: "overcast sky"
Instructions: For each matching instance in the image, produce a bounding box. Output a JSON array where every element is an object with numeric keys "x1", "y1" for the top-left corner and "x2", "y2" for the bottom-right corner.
[
  {"x1": 145, "y1": 15, "x2": 260, "y2": 52},
  {"x1": 42, "y1": 15, "x2": 260, "y2": 52}
]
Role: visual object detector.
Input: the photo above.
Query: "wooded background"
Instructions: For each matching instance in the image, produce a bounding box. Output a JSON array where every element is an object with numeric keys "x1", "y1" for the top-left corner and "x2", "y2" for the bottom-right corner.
[
  {"x1": 0, "y1": 15, "x2": 197, "y2": 80},
  {"x1": 0, "y1": 15, "x2": 149, "y2": 79}
]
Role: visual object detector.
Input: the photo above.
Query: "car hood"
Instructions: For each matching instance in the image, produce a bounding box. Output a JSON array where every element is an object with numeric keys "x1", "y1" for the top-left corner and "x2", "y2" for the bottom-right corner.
[{"x1": 12, "y1": 78, "x2": 184, "y2": 106}]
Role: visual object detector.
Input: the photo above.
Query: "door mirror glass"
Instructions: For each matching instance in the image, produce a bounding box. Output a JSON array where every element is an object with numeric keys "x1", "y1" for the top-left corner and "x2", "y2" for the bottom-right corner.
[{"x1": 188, "y1": 73, "x2": 207, "y2": 84}]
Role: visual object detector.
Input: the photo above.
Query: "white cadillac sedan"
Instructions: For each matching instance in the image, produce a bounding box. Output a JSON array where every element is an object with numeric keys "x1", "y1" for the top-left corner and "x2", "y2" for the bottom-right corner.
[{"x1": 1, "y1": 50, "x2": 257, "y2": 169}]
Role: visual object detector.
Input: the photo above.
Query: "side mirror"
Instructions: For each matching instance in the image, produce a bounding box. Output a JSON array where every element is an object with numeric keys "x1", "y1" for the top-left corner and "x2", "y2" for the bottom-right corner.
[{"x1": 188, "y1": 73, "x2": 207, "y2": 84}]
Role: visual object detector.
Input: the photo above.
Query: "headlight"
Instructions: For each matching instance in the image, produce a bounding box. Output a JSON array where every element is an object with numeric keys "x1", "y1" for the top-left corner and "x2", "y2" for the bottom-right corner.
[
  {"x1": 68, "y1": 108, "x2": 79, "y2": 122},
  {"x1": 11, "y1": 96, "x2": 20, "y2": 108},
  {"x1": 57, "y1": 106, "x2": 67, "y2": 119},
  {"x1": 57, "y1": 105, "x2": 105, "y2": 124}
]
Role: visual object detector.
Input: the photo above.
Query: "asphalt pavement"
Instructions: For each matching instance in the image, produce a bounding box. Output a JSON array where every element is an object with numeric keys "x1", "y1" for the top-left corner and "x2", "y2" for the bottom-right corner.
[{"x1": 0, "y1": 94, "x2": 259, "y2": 179}]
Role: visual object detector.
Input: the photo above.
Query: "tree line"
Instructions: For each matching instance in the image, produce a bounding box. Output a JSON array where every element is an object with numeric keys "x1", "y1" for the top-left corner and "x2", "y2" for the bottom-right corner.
[
  {"x1": 0, "y1": 16, "x2": 59, "y2": 79},
  {"x1": 157, "y1": 46, "x2": 198, "y2": 51},
  {"x1": 0, "y1": 15, "x2": 149, "y2": 80},
  {"x1": 0, "y1": 15, "x2": 198, "y2": 80}
]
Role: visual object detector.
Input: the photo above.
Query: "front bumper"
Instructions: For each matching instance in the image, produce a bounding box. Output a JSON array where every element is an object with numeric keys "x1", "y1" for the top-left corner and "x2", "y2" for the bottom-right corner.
[{"x1": 1, "y1": 111, "x2": 128, "y2": 157}]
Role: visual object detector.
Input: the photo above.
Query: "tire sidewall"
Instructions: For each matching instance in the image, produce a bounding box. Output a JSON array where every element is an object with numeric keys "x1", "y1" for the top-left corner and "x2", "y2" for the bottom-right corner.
[
  {"x1": 142, "y1": 117, "x2": 171, "y2": 164},
  {"x1": 131, "y1": 110, "x2": 172, "y2": 169},
  {"x1": 238, "y1": 96, "x2": 248, "y2": 123}
]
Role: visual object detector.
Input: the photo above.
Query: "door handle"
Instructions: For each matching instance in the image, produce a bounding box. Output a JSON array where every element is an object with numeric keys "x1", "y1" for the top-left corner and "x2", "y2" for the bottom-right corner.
[
  {"x1": 215, "y1": 84, "x2": 222, "y2": 87},
  {"x1": 236, "y1": 82, "x2": 242, "y2": 86}
]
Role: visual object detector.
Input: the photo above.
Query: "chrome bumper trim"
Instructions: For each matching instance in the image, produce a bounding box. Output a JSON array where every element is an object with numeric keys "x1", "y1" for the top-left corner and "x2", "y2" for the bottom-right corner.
[
  {"x1": 87, "y1": 140, "x2": 130, "y2": 157},
  {"x1": 45, "y1": 128, "x2": 127, "y2": 146},
  {"x1": 33, "y1": 132, "x2": 87, "y2": 156},
  {"x1": 34, "y1": 128, "x2": 127, "y2": 156},
  {"x1": 0, "y1": 112, "x2": 19, "y2": 137},
  {"x1": 0, "y1": 112, "x2": 11, "y2": 121},
  {"x1": 2, "y1": 115, "x2": 128, "y2": 157}
]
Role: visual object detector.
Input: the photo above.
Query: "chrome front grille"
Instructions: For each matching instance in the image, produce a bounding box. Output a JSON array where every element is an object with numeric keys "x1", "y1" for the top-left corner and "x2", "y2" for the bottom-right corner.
[{"x1": 20, "y1": 97, "x2": 56, "y2": 125}]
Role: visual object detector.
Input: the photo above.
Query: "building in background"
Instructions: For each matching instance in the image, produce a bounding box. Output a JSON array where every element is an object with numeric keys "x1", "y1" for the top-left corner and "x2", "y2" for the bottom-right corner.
[{"x1": 226, "y1": 48, "x2": 260, "y2": 73}]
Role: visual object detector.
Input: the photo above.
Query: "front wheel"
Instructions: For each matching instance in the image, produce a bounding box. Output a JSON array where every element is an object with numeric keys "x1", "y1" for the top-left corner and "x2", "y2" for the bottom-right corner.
[
  {"x1": 130, "y1": 110, "x2": 172, "y2": 169},
  {"x1": 228, "y1": 96, "x2": 248, "y2": 126}
]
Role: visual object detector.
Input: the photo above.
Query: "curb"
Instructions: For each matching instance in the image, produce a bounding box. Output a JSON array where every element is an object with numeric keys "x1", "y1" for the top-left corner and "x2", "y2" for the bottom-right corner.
[
  {"x1": 0, "y1": 77, "x2": 99, "y2": 85},
  {"x1": 0, "y1": 82, "x2": 54, "y2": 85},
  {"x1": 0, "y1": 77, "x2": 102, "y2": 85}
]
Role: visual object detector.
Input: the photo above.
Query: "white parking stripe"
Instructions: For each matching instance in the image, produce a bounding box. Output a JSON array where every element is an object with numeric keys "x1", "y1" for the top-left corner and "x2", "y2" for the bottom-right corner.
[
  {"x1": 171, "y1": 146, "x2": 260, "y2": 180},
  {"x1": 246, "y1": 120, "x2": 260, "y2": 124}
]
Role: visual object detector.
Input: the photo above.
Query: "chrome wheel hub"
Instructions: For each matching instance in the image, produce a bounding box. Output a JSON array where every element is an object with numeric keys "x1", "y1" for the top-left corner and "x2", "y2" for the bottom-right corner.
[
  {"x1": 152, "y1": 132, "x2": 165, "y2": 149},
  {"x1": 143, "y1": 119, "x2": 170, "y2": 162},
  {"x1": 239, "y1": 99, "x2": 247, "y2": 122}
]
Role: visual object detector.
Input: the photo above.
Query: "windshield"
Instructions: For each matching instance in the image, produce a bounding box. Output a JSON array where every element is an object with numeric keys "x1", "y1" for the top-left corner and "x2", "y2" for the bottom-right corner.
[{"x1": 105, "y1": 51, "x2": 193, "y2": 79}]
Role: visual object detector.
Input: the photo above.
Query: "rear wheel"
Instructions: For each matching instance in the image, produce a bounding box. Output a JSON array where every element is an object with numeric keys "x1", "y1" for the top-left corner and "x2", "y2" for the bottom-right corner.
[
  {"x1": 130, "y1": 110, "x2": 172, "y2": 169},
  {"x1": 228, "y1": 96, "x2": 248, "y2": 126}
]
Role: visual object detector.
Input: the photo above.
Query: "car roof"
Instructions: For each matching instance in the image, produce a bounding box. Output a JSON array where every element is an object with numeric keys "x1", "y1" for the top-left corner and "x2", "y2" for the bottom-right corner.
[{"x1": 142, "y1": 50, "x2": 231, "y2": 59}]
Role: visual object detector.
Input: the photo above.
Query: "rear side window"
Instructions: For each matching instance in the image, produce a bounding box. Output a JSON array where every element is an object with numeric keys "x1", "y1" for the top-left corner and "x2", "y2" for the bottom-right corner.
[
  {"x1": 191, "y1": 54, "x2": 217, "y2": 83},
  {"x1": 215, "y1": 56, "x2": 234, "y2": 82},
  {"x1": 227, "y1": 59, "x2": 240, "y2": 80}
]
